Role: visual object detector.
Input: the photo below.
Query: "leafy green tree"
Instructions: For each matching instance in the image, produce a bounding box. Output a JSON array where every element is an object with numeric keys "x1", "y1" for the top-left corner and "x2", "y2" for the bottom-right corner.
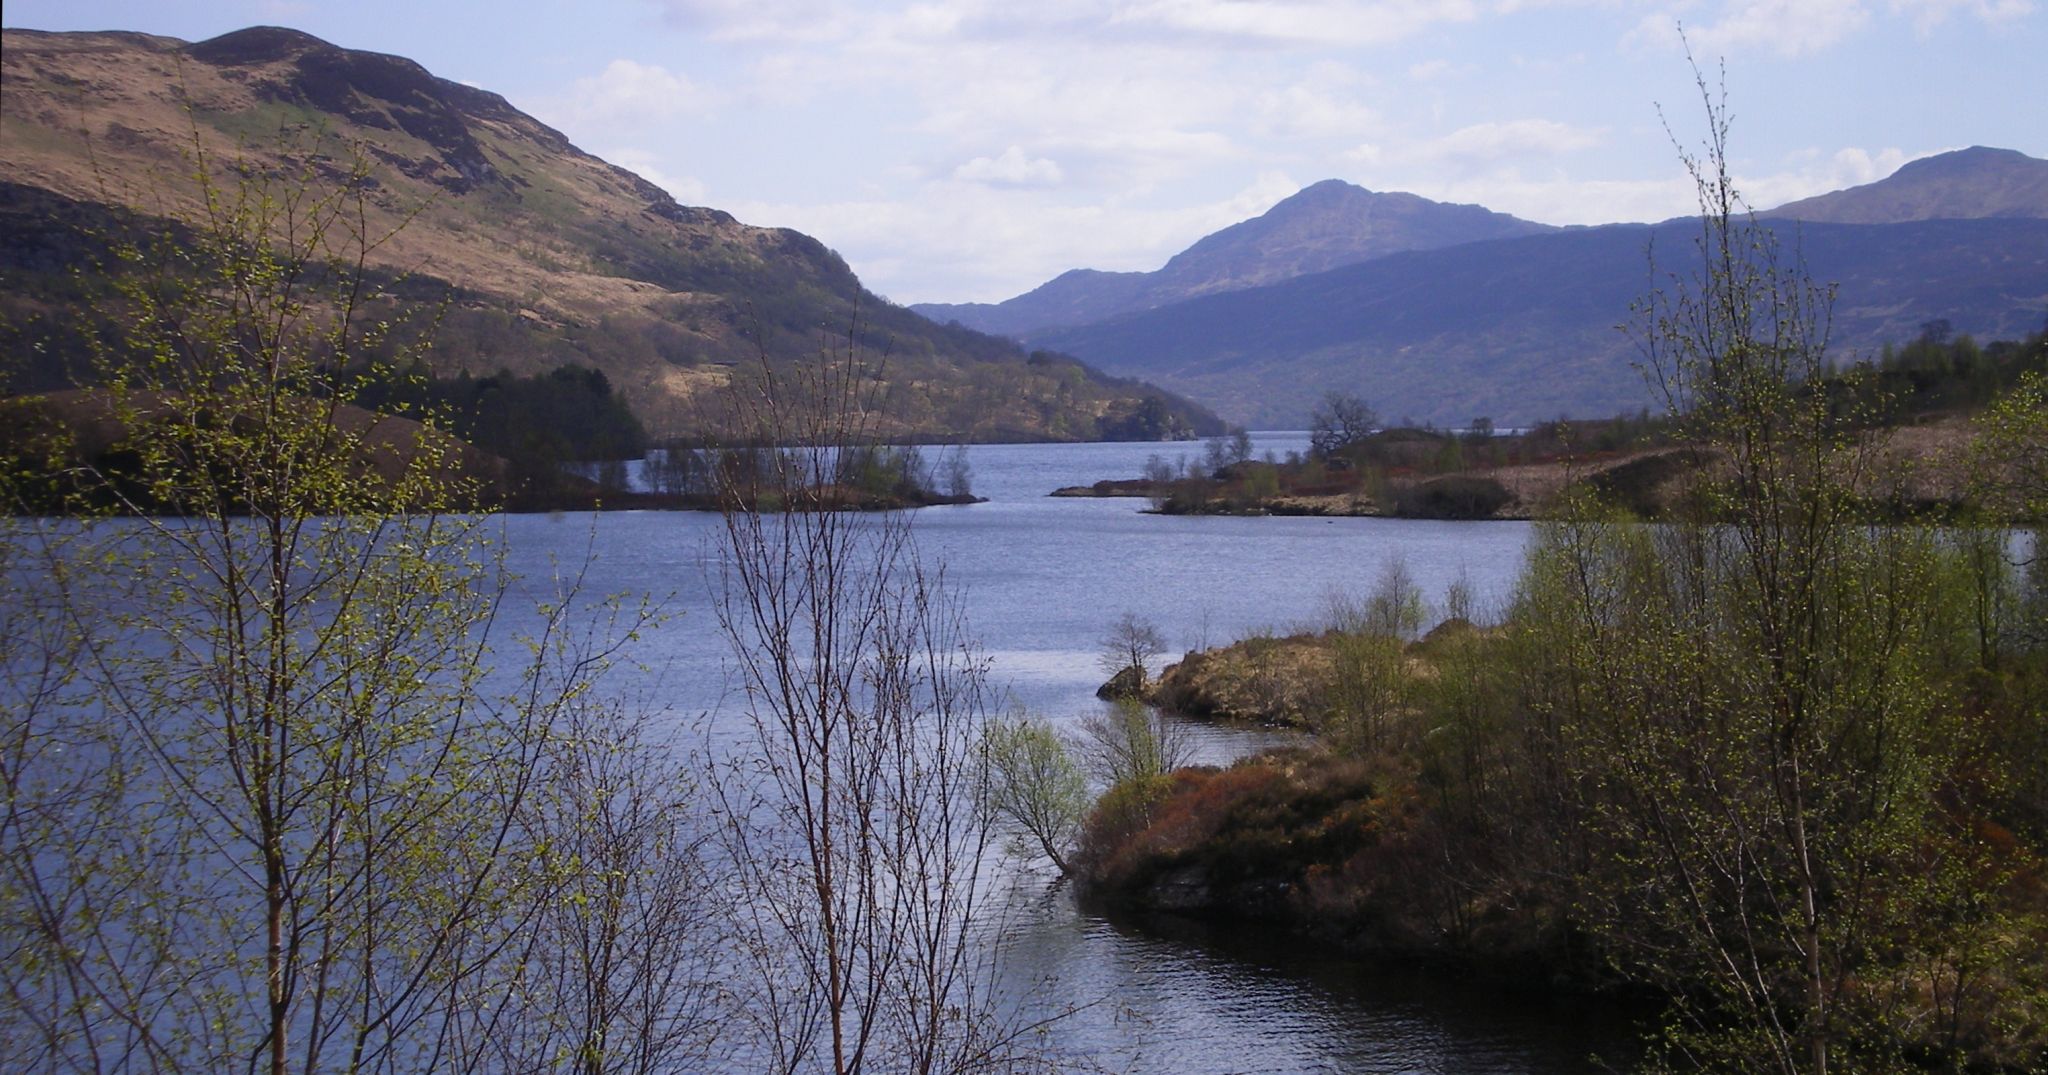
[
  {"x1": 1520, "y1": 67, "x2": 2014, "y2": 1074},
  {"x1": 1317, "y1": 560, "x2": 1424, "y2": 753},
  {"x1": 983, "y1": 714, "x2": 1090, "y2": 876},
  {"x1": 1973, "y1": 367, "x2": 2048, "y2": 527},
  {"x1": 0, "y1": 139, "x2": 688, "y2": 1075}
]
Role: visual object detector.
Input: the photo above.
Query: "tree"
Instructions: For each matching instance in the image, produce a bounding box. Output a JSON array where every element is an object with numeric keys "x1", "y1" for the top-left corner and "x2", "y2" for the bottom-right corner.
[
  {"x1": 0, "y1": 138, "x2": 690, "y2": 1075},
  {"x1": 706, "y1": 347, "x2": 1031, "y2": 1074},
  {"x1": 489, "y1": 699, "x2": 727, "y2": 1075},
  {"x1": 1972, "y1": 367, "x2": 2048, "y2": 530},
  {"x1": 1319, "y1": 560, "x2": 1424, "y2": 753},
  {"x1": 982, "y1": 714, "x2": 1090, "y2": 876},
  {"x1": 1523, "y1": 61, "x2": 2007, "y2": 1074},
  {"x1": 940, "y1": 446, "x2": 974, "y2": 499},
  {"x1": 1321, "y1": 631, "x2": 1408, "y2": 755},
  {"x1": 1229, "y1": 427, "x2": 1255, "y2": 465},
  {"x1": 1140, "y1": 454, "x2": 1176, "y2": 511},
  {"x1": 1098, "y1": 611, "x2": 1167, "y2": 687},
  {"x1": 644, "y1": 445, "x2": 708, "y2": 498},
  {"x1": 1323, "y1": 558, "x2": 1425, "y2": 640},
  {"x1": 1202, "y1": 435, "x2": 1232, "y2": 475},
  {"x1": 1308, "y1": 390, "x2": 1377, "y2": 459},
  {"x1": 1079, "y1": 698, "x2": 1194, "y2": 788}
]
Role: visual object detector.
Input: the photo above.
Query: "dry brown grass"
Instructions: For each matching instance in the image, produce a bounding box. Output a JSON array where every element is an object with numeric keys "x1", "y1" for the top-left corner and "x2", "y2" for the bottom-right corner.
[
  {"x1": 1151, "y1": 632, "x2": 1336, "y2": 725},
  {"x1": 0, "y1": 30, "x2": 831, "y2": 428}
]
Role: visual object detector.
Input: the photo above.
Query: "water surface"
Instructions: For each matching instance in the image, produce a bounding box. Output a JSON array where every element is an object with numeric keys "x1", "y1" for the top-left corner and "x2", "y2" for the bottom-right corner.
[{"x1": 521, "y1": 435, "x2": 1629, "y2": 1072}]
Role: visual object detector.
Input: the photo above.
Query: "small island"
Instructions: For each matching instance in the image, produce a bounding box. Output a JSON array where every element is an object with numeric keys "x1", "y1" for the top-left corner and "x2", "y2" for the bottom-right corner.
[{"x1": 1058, "y1": 335, "x2": 2043, "y2": 524}]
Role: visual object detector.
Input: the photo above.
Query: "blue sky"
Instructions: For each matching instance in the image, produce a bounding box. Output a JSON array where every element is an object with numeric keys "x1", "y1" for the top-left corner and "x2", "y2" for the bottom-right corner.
[{"x1": 9, "y1": 1, "x2": 2043, "y2": 304}]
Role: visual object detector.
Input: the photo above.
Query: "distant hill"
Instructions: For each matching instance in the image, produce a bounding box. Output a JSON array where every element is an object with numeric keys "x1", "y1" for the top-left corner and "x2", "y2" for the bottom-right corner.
[
  {"x1": 912, "y1": 180, "x2": 1552, "y2": 337},
  {"x1": 1767, "y1": 146, "x2": 2048, "y2": 224},
  {"x1": 1033, "y1": 216, "x2": 2048, "y2": 428},
  {"x1": 928, "y1": 147, "x2": 2048, "y2": 427},
  {"x1": 0, "y1": 27, "x2": 1220, "y2": 442}
]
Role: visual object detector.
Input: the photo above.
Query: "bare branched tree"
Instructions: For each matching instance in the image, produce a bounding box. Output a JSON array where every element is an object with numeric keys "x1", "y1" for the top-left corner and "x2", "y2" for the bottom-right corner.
[
  {"x1": 1079, "y1": 699, "x2": 1194, "y2": 789},
  {"x1": 484, "y1": 693, "x2": 727, "y2": 1075},
  {"x1": 707, "y1": 338, "x2": 1034, "y2": 1074},
  {"x1": 1308, "y1": 391, "x2": 1378, "y2": 459},
  {"x1": 1097, "y1": 612, "x2": 1166, "y2": 681}
]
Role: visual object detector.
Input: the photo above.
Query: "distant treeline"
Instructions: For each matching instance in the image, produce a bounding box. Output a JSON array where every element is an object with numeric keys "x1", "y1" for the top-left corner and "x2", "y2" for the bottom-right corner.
[
  {"x1": 362, "y1": 363, "x2": 646, "y2": 460},
  {"x1": 1833, "y1": 318, "x2": 2048, "y2": 421},
  {"x1": 356, "y1": 363, "x2": 647, "y2": 502},
  {"x1": 635, "y1": 442, "x2": 975, "y2": 510},
  {"x1": 1129, "y1": 323, "x2": 2048, "y2": 521}
]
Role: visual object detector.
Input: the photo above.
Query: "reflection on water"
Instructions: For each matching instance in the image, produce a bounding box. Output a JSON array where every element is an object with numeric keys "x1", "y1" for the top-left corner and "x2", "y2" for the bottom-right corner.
[
  {"x1": 513, "y1": 434, "x2": 1632, "y2": 1071},
  {"x1": 982, "y1": 863, "x2": 1638, "y2": 1073}
]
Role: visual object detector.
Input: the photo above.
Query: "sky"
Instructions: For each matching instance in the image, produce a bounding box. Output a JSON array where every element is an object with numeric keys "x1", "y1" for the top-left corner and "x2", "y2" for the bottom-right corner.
[{"x1": 8, "y1": 1, "x2": 2044, "y2": 305}]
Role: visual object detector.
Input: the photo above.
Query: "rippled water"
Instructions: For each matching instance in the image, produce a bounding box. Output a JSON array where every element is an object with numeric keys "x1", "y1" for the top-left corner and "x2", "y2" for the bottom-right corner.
[{"x1": 507, "y1": 434, "x2": 1637, "y2": 1072}]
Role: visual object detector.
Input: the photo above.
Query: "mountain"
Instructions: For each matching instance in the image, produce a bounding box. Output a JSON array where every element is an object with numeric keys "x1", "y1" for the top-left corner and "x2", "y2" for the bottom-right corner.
[
  {"x1": 1767, "y1": 146, "x2": 2048, "y2": 224},
  {"x1": 0, "y1": 27, "x2": 1220, "y2": 442},
  {"x1": 1033, "y1": 215, "x2": 2048, "y2": 428},
  {"x1": 912, "y1": 180, "x2": 1552, "y2": 337}
]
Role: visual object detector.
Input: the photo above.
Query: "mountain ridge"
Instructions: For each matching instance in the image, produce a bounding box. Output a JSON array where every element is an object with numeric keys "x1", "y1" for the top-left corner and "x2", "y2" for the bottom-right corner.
[
  {"x1": 1765, "y1": 146, "x2": 2048, "y2": 224},
  {"x1": 926, "y1": 146, "x2": 2048, "y2": 426},
  {"x1": 1032, "y1": 215, "x2": 2048, "y2": 428},
  {"x1": 912, "y1": 180, "x2": 1551, "y2": 337}
]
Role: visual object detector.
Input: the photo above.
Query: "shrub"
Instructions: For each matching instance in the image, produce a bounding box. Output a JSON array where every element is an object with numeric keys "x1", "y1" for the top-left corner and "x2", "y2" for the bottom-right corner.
[
  {"x1": 1392, "y1": 474, "x2": 1512, "y2": 519},
  {"x1": 1078, "y1": 773, "x2": 1179, "y2": 886}
]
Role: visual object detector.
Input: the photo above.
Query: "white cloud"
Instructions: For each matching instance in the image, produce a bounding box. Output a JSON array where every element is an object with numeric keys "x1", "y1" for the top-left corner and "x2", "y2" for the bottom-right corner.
[
  {"x1": 652, "y1": 0, "x2": 849, "y2": 41},
  {"x1": 1489, "y1": 0, "x2": 1616, "y2": 11},
  {"x1": 1629, "y1": 0, "x2": 2031, "y2": 57},
  {"x1": 603, "y1": 148, "x2": 710, "y2": 203},
  {"x1": 1403, "y1": 119, "x2": 1607, "y2": 167},
  {"x1": 813, "y1": 0, "x2": 1490, "y2": 49},
  {"x1": 1417, "y1": 171, "x2": 1698, "y2": 225},
  {"x1": 1653, "y1": 0, "x2": 1873, "y2": 59},
  {"x1": 725, "y1": 171, "x2": 1311, "y2": 303},
  {"x1": 1342, "y1": 142, "x2": 1387, "y2": 166},
  {"x1": 546, "y1": 59, "x2": 718, "y2": 129},
  {"x1": 953, "y1": 146, "x2": 1066, "y2": 187},
  {"x1": 1413, "y1": 143, "x2": 1926, "y2": 226},
  {"x1": 1733, "y1": 144, "x2": 1920, "y2": 207},
  {"x1": 1406, "y1": 57, "x2": 1472, "y2": 80},
  {"x1": 1888, "y1": 0, "x2": 2035, "y2": 32},
  {"x1": 1102, "y1": 0, "x2": 1484, "y2": 47},
  {"x1": 1219, "y1": 169, "x2": 1307, "y2": 220},
  {"x1": 908, "y1": 59, "x2": 1245, "y2": 188},
  {"x1": 1256, "y1": 62, "x2": 1383, "y2": 140}
]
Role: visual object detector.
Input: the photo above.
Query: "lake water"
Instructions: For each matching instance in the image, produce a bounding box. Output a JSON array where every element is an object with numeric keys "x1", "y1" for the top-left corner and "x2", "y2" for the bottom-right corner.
[{"x1": 508, "y1": 434, "x2": 1636, "y2": 1072}]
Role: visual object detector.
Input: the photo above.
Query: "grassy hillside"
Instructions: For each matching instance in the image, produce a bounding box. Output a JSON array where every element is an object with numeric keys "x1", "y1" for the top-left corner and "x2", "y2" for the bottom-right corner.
[{"x1": 0, "y1": 27, "x2": 1219, "y2": 443}]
